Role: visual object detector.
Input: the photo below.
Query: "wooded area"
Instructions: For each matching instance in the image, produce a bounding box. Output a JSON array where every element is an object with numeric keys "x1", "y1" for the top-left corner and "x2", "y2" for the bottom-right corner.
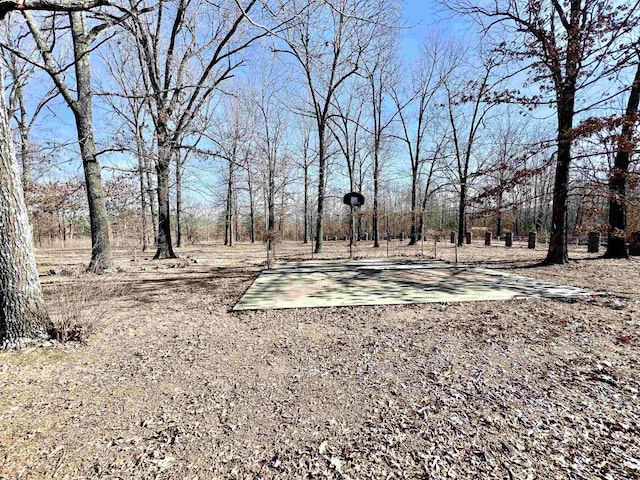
[
  {"x1": 1, "y1": 4, "x2": 639, "y2": 478},
  {"x1": 1, "y1": 0, "x2": 639, "y2": 348}
]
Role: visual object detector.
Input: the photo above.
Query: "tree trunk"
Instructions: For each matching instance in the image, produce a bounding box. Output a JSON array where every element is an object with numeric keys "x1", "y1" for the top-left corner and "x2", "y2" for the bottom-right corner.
[
  {"x1": 70, "y1": 11, "x2": 111, "y2": 272},
  {"x1": 0, "y1": 64, "x2": 51, "y2": 349},
  {"x1": 496, "y1": 189, "x2": 503, "y2": 238},
  {"x1": 409, "y1": 166, "x2": 418, "y2": 245},
  {"x1": 303, "y1": 162, "x2": 309, "y2": 244},
  {"x1": 136, "y1": 132, "x2": 148, "y2": 252},
  {"x1": 545, "y1": 88, "x2": 575, "y2": 264},
  {"x1": 248, "y1": 175, "x2": 255, "y2": 244},
  {"x1": 145, "y1": 154, "x2": 158, "y2": 245},
  {"x1": 176, "y1": 156, "x2": 182, "y2": 248},
  {"x1": 224, "y1": 160, "x2": 233, "y2": 247},
  {"x1": 373, "y1": 148, "x2": 380, "y2": 248},
  {"x1": 16, "y1": 84, "x2": 31, "y2": 190},
  {"x1": 419, "y1": 173, "x2": 433, "y2": 240},
  {"x1": 457, "y1": 183, "x2": 466, "y2": 247},
  {"x1": 268, "y1": 173, "x2": 275, "y2": 236},
  {"x1": 278, "y1": 188, "x2": 285, "y2": 236},
  {"x1": 314, "y1": 131, "x2": 326, "y2": 254},
  {"x1": 235, "y1": 189, "x2": 240, "y2": 243},
  {"x1": 153, "y1": 139, "x2": 176, "y2": 259},
  {"x1": 605, "y1": 61, "x2": 640, "y2": 259}
]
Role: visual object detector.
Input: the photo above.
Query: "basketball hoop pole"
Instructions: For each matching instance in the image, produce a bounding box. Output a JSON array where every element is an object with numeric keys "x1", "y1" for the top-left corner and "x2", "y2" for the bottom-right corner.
[
  {"x1": 350, "y1": 205, "x2": 354, "y2": 259},
  {"x1": 343, "y1": 192, "x2": 364, "y2": 259}
]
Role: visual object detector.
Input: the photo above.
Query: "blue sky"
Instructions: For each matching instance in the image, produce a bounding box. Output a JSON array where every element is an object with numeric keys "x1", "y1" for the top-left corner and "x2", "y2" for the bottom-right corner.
[
  {"x1": 30, "y1": 2, "x2": 470, "y2": 159},
  {"x1": 400, "y1": 0, "x2": 474, "y2": 62},
  {"x1": 19, "y1": 0, "x2": 482, "y2": 204}
]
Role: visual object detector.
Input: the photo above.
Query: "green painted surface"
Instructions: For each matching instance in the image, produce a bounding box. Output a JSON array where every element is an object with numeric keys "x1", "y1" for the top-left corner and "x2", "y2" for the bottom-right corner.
[{"x1": 233, "y1": 259, "x2": 592, "y2": 311}]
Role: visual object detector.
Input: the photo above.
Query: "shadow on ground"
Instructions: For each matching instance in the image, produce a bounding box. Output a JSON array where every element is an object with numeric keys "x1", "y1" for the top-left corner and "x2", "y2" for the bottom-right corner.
[{"x1": 234, "y1": 259, "x2": 594, "y2": 310}]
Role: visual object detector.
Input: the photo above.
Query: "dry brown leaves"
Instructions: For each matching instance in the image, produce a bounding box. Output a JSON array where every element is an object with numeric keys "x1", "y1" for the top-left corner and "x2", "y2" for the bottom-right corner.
[{"x1": 0, "y1": 241, "x2": 638, "y2": 479}]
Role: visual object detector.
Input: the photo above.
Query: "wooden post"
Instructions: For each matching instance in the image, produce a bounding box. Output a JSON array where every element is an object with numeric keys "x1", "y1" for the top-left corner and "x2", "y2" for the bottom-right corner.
[
  {"x1": 528, "y1": 232, "x2": 536, "y2": 249},
  {"x1": 450, "y1": 231, "x2": 456, "y2": 243},
  {"x1": 266, "y1": 239, "x2": 271, "y2": 269},
  {"x1": 454, "y1": 238, "x2": 458, "y2": 264},
  {"x1": 465, "y1": 231, "x2": 472, "y2": 245},
  {"x1": 629, "y1": 231, "x2": 640, "y2": 256},
  {"x1": 588, "y1": 232, "x2": 600, "y2": 253},
  {"x1": 485, "y1": 231, "x2": 492, "y2": 246},
  {"x1": 505, "y1": 232, "x2": 513, "y2": 247}
]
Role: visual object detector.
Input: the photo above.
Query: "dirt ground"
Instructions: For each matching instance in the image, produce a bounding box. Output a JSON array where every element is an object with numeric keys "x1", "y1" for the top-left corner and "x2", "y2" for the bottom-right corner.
[{"x1": 1, "y1": 239, "x2": 639, "y2": 479}]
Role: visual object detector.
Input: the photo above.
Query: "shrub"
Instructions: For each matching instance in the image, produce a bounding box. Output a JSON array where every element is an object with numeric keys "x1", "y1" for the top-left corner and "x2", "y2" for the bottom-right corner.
[{"x1": 47, "y1": 277, "x2": 123, "y2": 344}]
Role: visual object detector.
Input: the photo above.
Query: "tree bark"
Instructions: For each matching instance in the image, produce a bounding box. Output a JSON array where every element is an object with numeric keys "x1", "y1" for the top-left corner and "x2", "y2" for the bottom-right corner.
[
  {"x1": 176, "y1": 155, "x2": 182, "y2": 248},
  {"x1": 135, "y1": 126, "x2": 148, "y2": 251},
  {"x1": 496, "y1": 188, "x2": 503, "y2": 238},
  {"x1": 224, "y1": 158, "x2": 234, "y2": 247},
  {"x1": 247, "y1": 167, "x2": 255, "y2": 244},
  {"x1": 545, "y1": 86, "x2": 576, "y2": 264},
  {"x1": 457, "y1": 183, "x2": 466, "y2": 247},
  {"x1": 268, "y1": 167, "x2": 275, "y2": 236},
  {"x1": 153, "y1": 138, "x2": 176, "y2": 259},
  {"x1": 409, "y1": 167, "x2": 418, "y2": 245},
  {"x1": 303, "y1": 161, "x2": 309, "y2": 244},
  {"x1": 70, "y1": 11, "x2": 111, "y2": 271},
  {"x1": 1, "y1": 0, "x2": 107, "y2": 18},
  {"x1": 0, "y1": 62, "x2": 51, "y2": 349},
  {"x1": 373, "y1": 150, "x2": 380, "y2": 248},
  {"x1": 604, "y1": 61, "x2": 640, "y2": 259},
  {"x1": 145, "y1": 154, "x2": 157, "y2": 245},
  {"x1": 235, "y1": 188, "x2": 240, "y2": 243},
  {"x1": 314, "y1": 127, "x2": 326, "y2": 253},
  {"x1": 15, "y1": 83, "x2": 32, "y2": 190}
]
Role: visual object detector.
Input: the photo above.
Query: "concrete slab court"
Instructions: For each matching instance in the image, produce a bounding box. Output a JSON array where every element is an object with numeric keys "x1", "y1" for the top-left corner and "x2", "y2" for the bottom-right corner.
[{"x1": 233, "y1": 259, "x2": 593, "y2": 311}]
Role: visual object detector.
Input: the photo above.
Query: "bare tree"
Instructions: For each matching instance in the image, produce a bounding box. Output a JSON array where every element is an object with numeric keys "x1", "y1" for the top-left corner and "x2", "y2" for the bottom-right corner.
[
  {"x1": 362, "y1": 17, "x2": 399, "y2": 247},
  {"x1": 0, "y1": 0, "x2": 108, "y2": 349},
  {"x1": 391, "y1": 36, "x2": 453, "y2": 245},
  {"x1": 100, "y1": 41, "x2": 158, "y2": 251},
  {"x1": 1, "y1": 16, "x2": 58, "y2": 192},
  {"x1": 125, "y1": 0, "x2": 273, "y2": 259},
  {"x1": 175, "y1": 134, "x2": 202, "y2": 248},
  {"x1": 293, "y1": 117, "x2": 316, "y2": 244},
  {"x1": 444, "y1": 54, "x2": 504, "y2": 247},
  {"x1": 5, "y1": 8, "x2": 114, "y2": 271},
  {"x1": 605, "y1": 52, "x2": 640, "y2": 258},
  {"x1": 447, "y1": 0, "x2": 640, "y2": 263},
  {"x1": 219, "y1": 99, "x2": 246, "y2": 246},
  {"x1": 253, "y1": 71, "x2": 291, "y2": 248},
  {"x1": 329, "y1": 78, "x2": 367, "y2": 245},
  {"x1": 239, "y1": 143, "x2": 258, "y2": 243},
  {"x1": 272, "y1": 0, "x2": 391, "y2": 253},
  {"x1": 417, "y1": 129, "x2": 448, "y2": 237}
]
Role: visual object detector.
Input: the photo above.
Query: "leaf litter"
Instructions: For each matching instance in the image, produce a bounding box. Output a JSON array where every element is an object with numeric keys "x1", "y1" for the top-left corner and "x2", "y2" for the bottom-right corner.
[{"x1": 0, "y1": 242, "x2": 638, "y2": 479}]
